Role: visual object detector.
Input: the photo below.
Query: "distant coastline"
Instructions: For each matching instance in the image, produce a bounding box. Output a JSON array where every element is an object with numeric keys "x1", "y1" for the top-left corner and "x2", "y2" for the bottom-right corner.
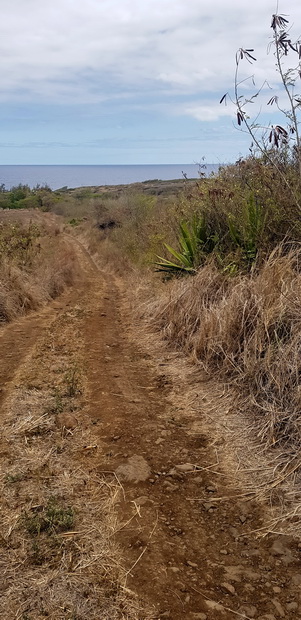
[{"x1": 0, "y1": 163, "x2": 222, "y2": 190}]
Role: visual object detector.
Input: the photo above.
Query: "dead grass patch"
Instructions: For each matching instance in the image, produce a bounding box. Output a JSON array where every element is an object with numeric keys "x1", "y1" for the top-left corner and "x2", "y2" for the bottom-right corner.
[{"x1": 0, "y1": 220, "x2": 78, "y2": 323}]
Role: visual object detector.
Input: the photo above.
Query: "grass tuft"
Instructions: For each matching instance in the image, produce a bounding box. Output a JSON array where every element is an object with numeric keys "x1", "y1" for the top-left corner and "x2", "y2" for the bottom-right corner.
[
  {"x1": 149, "y1": 247, "x2": 301, "y2": 453},
  {"x1": 0, "y1": 218, "x2": 78, "y2": 322},
  {"x1": 23, "y1": 498, "x2": 74, "y2": 537}
]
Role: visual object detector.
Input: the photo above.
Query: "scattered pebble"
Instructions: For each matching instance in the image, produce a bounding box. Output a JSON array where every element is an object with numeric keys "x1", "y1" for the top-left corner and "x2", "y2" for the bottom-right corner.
[
  {"x1": 223, "y1": 565, "x2": 244, "y2": 582},
  {"x1": 187, "y1": 561, "x2": 198, "y2": 568},
  {"x1": 202, "y1": 502, "x2": 217, "y2": 512},
  {"x1": 238, "y1": 605, "x2": 257, "y2": 618},
  {"x1": 292, "y1": 574, "x2": 301, "y2": 586},
  {"x1": 270, "y1": 540, "x2": 294, "y2": 564},
  {"x1": 270, "y1": 540, "x2": 287, "y2": 556},
  {"x1": 166, "y1": 468, "x2": 178, "y2": 477},
  {"x1": 220, "y1": 582, "x2": 235, "y2": 595},
  {"x1": 286, "y1": 602, "x2": 298, "y2": 611},
  {"x1": 115, "y1": 455, "x2": 151, "y2": 483},
  {"x1": 272, "y1": 598, "x2": 285, "y2": 618},
  {"x1": 206, "y1": 485, "x2": 216, "y2": 493},
  {"x1": 163, "y1": 481, "x2": 179, "y2": 492},
  {"x1": 133, "y1": 496, "x2": 153, "y2": 507},
  {"x1": 194, "y1": 476, "x2": 203, "y2": 483},
  {"x1": 175, "y1": 463, "x2": 195, "y2": 472},
  {"x1": 205, "y1": 600, "x2": 224, "y2": 612}
]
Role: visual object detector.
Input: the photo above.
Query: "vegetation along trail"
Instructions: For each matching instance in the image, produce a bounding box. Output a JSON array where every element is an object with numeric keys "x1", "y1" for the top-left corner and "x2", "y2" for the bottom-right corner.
[{"x1": 1, "y1": 214, "x2": 301, "y2": 619}]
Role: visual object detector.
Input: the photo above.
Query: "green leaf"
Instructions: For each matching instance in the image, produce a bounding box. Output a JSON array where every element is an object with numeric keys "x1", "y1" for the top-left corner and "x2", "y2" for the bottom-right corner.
[
  {"x1": 228, "y1": 216, "x2": 243, "y2": 247},
  {"x1": 179, "y1": 221, "x2": 196, "y2": 260},
  {"x1": 163, "y1": 243, "x2": 192, "y2": 267},
  {"x1": 154, "y1": 256, "x2": 195, "y2": 273},
  {"x1": 195, "y1": 215, "x2": 208, "y2": 244}
]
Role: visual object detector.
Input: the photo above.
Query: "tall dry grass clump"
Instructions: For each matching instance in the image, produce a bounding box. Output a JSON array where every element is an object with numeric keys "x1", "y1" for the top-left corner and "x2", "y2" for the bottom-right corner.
[
  {"x1": 150, "y1": 248, "x2": 301, "y2": 451},
  {"x1": 0, "y1": 221, "x2": 77, "y2": 322}
]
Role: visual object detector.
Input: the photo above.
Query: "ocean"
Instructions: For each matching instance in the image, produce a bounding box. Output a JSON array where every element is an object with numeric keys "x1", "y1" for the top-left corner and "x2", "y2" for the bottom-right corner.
[{"x1": 0, "y1": 164, "x2": 221, "y2": 191}]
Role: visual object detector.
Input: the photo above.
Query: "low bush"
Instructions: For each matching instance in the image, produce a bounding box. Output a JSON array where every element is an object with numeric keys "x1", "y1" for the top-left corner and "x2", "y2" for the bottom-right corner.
[{"x1": 0, "y1": 183, "x2": 55, "y2": 211}]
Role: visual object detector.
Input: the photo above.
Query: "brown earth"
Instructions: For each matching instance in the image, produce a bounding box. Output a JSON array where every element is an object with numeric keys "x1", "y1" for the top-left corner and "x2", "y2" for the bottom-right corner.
[{"x1": 1, "y1": 213, "x2": 301, "y2": 619}]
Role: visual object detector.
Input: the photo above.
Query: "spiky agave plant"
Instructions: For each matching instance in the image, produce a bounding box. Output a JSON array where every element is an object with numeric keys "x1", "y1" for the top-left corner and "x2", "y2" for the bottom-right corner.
[
  {"x1": 155, "y1": 216, "x2": 217, "y2": 275},
  {"x1": 227, "y1": 194, "x2": 265, "y2": 264}
]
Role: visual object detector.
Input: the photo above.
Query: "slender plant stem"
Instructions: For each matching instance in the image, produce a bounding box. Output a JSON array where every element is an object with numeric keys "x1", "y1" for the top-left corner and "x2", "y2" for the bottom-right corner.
[
  {"x1": 274, "y1": 26, "x2": 301, "y2": 178},
  {"x1": 234, "y1": 52, "x2": 301, "y2": 213}
]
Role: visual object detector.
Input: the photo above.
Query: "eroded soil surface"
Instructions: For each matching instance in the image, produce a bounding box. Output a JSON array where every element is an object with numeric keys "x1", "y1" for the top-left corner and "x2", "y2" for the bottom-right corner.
[{"x1": 1, "y1": 220, "x2": 301, "y2": 619}]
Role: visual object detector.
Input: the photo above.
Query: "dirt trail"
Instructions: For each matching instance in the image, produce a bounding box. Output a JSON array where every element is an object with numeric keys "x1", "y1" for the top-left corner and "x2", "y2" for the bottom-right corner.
[{"x1": 1, "y1": 232, "x2": 301, "y2": 619}]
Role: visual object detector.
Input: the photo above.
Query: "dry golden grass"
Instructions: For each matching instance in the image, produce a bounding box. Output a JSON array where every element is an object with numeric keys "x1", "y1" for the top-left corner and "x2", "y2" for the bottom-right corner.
[
  {"x1": 70, "y1": 186, "x2": 183, "y2": 273},
  {"x1": 149, "y1": 248, "x2": 301, "y2": 455},
  {"x1": 0, "y1": 221, "x2": 77, "y2": 323},
  {"x1": 79, "y1": 227, "x2": 132, "y2": 275}
]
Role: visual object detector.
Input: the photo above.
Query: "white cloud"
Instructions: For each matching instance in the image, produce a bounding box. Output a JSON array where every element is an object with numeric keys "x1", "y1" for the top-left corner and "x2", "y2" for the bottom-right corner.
[
  {"x1": 0, "y1": 0, "x2": 301, "y2": 110},
  {"x1": 185, "y1": 102, "x2": 236, "y2": 122}
]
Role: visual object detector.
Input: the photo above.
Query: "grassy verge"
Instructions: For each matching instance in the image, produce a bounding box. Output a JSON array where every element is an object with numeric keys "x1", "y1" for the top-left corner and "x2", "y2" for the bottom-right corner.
[
  {"x1": 148, "y1": 249, "x2": 301, "y2": 450},
  {"x1": 0, "y1": 218, "x2": 77, "y2": 322}
]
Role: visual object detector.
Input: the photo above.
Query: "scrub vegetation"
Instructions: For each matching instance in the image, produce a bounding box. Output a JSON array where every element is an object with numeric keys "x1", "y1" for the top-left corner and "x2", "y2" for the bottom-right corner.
[{"x1": 0, "y1": 215, "x2": 77, "y2": 322}]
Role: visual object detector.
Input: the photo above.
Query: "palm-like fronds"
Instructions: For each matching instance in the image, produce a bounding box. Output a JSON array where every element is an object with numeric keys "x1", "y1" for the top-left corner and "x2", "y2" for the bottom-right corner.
[
  {"x1": 155, "y1": 215, "x2": 217, "y2": 275},
  {"x1": 228, "y1": 195, "x2": 265, "y2": 263}
]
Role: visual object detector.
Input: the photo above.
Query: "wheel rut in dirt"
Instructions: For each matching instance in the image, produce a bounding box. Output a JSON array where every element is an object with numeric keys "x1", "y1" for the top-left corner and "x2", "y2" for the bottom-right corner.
[{"x1": 0, "y1": 314, "x2": 46, "y2": 407}]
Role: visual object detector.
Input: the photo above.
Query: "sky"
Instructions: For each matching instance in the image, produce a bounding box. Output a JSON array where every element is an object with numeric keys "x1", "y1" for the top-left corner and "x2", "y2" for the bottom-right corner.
[{"x1": 0, "y1": 0, "x2": 301, "y2": 165}]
